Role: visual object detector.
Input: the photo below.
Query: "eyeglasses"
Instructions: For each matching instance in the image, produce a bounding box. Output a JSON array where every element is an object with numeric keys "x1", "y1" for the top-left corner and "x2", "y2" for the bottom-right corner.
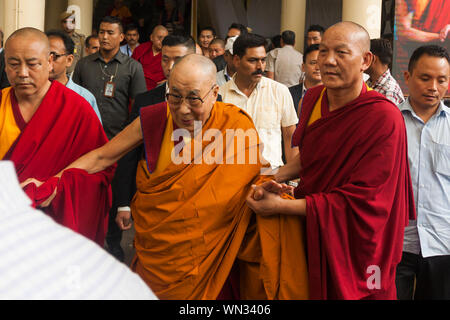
[
  {"x1": 166, "y1": 85, "x2": 216, "y2": 107},
  {"x1": 50, "y1": 52, "x2": 69, "y2": 61}
]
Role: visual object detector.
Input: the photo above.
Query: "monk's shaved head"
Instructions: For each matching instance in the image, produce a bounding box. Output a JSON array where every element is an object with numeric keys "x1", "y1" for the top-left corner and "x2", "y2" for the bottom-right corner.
[
  {"x1": 317, "y1": 21, "x2": 373, "y2": 93},
  {"x1": 326, "y1": 21, "x2": 370, "y2": 53},
  {"x1": 3, "y1": 27, "x2": 52, "y2": 99},
  {"x1": 171, "y1": 54, "x2": 217, "y2": 85},
  {"x1": 5, "y1": 27, "x2": 50, "y2": 55},
  {"x1": 152, "y1": 25, "x2": 168, "y2": 35}
]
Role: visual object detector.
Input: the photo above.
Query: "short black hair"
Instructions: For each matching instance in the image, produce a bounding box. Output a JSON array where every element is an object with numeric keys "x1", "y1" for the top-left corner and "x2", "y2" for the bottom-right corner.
[
  {"x1": 124, "y1": 23, "x2": 139, "y2": 34},
  {"x1": 46, "y1": 29, "x2": 75, "y2": 55},
  {"x1": 162, "y1": 34, "x2": 196, "y2": 53},
  {"x1": 233, "y1": 33, "x2": 266, "y2": 57},
  {"x1": 370, "y1": 38, "x2": 392, "y2": 65},
  {"x1": 99, "y1": 16, "x2": 124, "y2": 33},
  {"x1": 281, "y1": 30, "x2": 295, "y2": 45},
  {"x1": 303, "y1": 44, "x2": 320, "y2": 63},
  {"x1": 85, "y1": 34, "x2": 99, "y2": 48},
  {"x1": 272, "y1": 34, "x2": 281, "y2": 48},
  {"x1": 199, "y1": 26, "x2": 216, "y2": 37},
  {"x1": 228, "y1": 23, "x2": 248, "y2": 36},
  {"x1": 307, "y1": 24, "x2": 325, "y2": 34},
  {"x1": 408, "y1": 45, "x2": 450, "y2": 73}
]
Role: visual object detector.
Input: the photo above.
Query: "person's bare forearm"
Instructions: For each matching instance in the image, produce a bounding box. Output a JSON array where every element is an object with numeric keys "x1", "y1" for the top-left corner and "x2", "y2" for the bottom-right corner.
[
  {"x1": 282, "y1": 125, "x2": 298, "y2": 163},
  {"x1": 58, "y1": 118, "x2": 143, "y2": 176},
  {"x1": 399, "y1": 26, "x2": 440, "y2": 42},
  {"x1": 274, "y1": 153, "x2": 301, "y2": 183},
  {"x1": 280, "y1": 198, "x2": 307, "y2": 216}
]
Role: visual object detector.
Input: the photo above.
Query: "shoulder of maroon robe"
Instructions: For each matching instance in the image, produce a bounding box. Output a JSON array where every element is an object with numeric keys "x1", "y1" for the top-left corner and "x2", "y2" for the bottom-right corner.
[
  {"x1": 140, "y1": 101, "x2": 168, "y2": 173},
  {"x1": 291, "y1": 84, "x2": 325, "y2": 148},
  {"x1": 132, "y1": 41, "x2": 152, "y2": 61},
  {"x1": 8, "y1": 80, "x2": 109, "y2": 179}
]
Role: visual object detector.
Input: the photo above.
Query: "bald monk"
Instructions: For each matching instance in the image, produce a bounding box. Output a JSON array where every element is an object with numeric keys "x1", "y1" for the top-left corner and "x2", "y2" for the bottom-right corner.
[
  {"x1": 59, "y1": 54, "x2": 309, "y2": 300},
  {"x1": 246, "y1": 22, "x2": 416, "y2": 300},
  {"x1": 0, "y1": 28, "x2": 114, "y2": 245},
  {"x1": 132, "y1": 25, "x2": 169, "y2": 90}
]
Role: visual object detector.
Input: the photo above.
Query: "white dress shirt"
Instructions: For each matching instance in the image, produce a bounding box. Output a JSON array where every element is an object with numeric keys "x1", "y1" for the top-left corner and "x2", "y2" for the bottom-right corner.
[{"x1": 219, "y1": 76, "x2": 298, "y2": 167}]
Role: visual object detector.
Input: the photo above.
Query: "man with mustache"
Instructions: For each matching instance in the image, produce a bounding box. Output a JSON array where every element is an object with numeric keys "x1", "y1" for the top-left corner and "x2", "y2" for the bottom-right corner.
[
  {"x1": 246, "y1": 22, "x2": 416, "y2": 299},
  {"x1": 219, "y1": 33, "x2": 299, "y2": 168},
  {"x1": 396, "y1": 45, "x2": 450, "y2": 300},
  {"x1": 0, "y1": 27, "x2": 114, "y2": 245}
]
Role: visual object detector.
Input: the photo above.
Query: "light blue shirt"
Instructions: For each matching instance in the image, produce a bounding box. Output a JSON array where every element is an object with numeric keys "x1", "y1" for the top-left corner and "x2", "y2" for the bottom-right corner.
[
  {"x1": 399, "y1": 99, "x2": 450, "y2": 257},
  {"x1": 120, "y1": 44, "x2": 138, "y2": 57},
  {"x1": 66, "y1": 77, "x2": 102, "y2": 124}
]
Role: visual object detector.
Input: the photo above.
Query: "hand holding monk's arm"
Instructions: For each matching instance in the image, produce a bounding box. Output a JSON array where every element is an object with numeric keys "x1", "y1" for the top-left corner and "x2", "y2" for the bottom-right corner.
[{"x1": 57, "y1": 117, "x2": 144, "y2": 176}]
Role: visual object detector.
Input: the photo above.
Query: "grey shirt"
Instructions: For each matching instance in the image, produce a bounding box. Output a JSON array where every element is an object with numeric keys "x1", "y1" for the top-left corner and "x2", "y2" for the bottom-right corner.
[{"x1": 72, "y1": 50, "x2": 146, "y2": 139}]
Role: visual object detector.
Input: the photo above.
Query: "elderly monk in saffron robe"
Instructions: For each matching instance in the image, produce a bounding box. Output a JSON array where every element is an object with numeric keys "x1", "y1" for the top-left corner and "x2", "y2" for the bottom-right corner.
[
  {"x1": 0, "y1": 28, "x2": 114, "y2": 246},
  {"x1": 247, "y1": 22, "x2": 416, "y2": 300},
  {"x1": 62, "y1": 54, "x2": 309, "y2": 300}
]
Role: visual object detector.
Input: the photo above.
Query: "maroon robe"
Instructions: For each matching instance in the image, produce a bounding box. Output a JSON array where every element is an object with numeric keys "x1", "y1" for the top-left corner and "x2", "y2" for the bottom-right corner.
[
  {"x1": 3, "y1": 81, "x2": 115, "y2": 246},
  {"x1": 292, "y1": 84, "x2": 416, "y2": 299},
  {"x1": 132, "y1": 41, "x2": 165, "y2": 90}
]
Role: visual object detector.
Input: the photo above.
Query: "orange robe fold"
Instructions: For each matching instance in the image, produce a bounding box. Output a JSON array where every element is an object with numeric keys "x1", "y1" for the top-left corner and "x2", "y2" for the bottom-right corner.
[{"x1": 131, "y1": 101, "x2": 309, "y2": 300}]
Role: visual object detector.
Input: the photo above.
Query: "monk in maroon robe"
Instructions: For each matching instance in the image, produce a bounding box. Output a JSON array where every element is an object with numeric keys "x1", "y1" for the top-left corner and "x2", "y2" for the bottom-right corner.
[
  {"x1": 1, "y1": 28, "x2": 114, "y2": 246},
  {"x1": 247, "y1": 22, "x2": 416, "y2": 300},
  {"x1": 132, "y1": 25, "x2": 168, "y2": 90}
]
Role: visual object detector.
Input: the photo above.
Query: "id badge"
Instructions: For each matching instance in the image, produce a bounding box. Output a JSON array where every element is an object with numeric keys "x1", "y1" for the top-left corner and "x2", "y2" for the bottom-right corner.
[{"x1": 104, "y1": 81, "x2": 116, "y2": 98}]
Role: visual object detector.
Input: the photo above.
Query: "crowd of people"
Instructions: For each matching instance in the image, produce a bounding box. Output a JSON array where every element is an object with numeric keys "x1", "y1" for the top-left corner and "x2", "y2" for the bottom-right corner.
[{"x1": 0, "y1": 2, "x2": 449, "y2": 301}]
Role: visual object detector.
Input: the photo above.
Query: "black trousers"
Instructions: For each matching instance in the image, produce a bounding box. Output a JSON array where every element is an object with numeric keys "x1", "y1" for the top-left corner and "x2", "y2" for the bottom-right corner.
[
  {"x1": 105, "y1": 171, "x2": 123, "y2": 254},
  {"x1": 395, "y1": 251, "x2": 450, "y2": 300}
]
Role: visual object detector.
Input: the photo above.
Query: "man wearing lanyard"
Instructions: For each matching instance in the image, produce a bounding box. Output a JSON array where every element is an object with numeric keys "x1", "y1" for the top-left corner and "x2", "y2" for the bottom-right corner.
[{"x1": 72, "y1": 15, "x2": 146, "y2": 261}]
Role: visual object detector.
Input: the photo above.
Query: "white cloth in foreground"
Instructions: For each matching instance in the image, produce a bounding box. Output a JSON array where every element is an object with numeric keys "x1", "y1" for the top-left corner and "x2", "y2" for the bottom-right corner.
[{"x1": 0, "y1": 161, "x2": 158, "y2": 300}]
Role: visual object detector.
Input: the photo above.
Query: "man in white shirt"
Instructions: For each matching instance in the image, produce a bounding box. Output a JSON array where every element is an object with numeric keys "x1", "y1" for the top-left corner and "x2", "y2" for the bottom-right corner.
[
  {"x1": 219, "y1": 33, "x2": 298, "y2": 168},
  {"x1": 0, "y1": 160, "x2": 157, "y2": 300},
  {"x1": 266, "y1": 30, "x2": 304, "y2": 88}
]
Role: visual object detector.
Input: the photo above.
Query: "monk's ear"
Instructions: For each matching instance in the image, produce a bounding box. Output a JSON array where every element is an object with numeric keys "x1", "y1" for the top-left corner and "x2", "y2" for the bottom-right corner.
[
  {"x1": 213, "y1": 84, "x2": 219, "y2": 98},
  {"x1": 361, "y1": 51, "x2": 373, "y2": 73},
  {"x1": 48, "y1": 53, "x2": 54, "y2": 71}
]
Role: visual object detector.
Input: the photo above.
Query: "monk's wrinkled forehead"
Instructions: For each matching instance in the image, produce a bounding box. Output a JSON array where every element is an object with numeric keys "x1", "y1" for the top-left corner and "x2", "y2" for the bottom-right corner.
[
  {"x1": 5, "y1": 27, "x2": 50, "y2": 56},
  {"x1": 170, "y1": 54, "x2": 217, "y2": 85},
  {"x1": 323, "y1": 21, "x2": 370, "y2": 53}
]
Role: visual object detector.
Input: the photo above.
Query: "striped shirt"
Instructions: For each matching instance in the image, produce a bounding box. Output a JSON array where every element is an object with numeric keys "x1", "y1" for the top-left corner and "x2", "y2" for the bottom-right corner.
[{"x1": 0, "y1": 161, "x2": 157, "y2": 300}]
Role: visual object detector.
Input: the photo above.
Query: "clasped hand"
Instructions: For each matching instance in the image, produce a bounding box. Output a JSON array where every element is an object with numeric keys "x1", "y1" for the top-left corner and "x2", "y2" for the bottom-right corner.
[{"x1": 246, "y1": 180, "x2": 294, "y2": 216}]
